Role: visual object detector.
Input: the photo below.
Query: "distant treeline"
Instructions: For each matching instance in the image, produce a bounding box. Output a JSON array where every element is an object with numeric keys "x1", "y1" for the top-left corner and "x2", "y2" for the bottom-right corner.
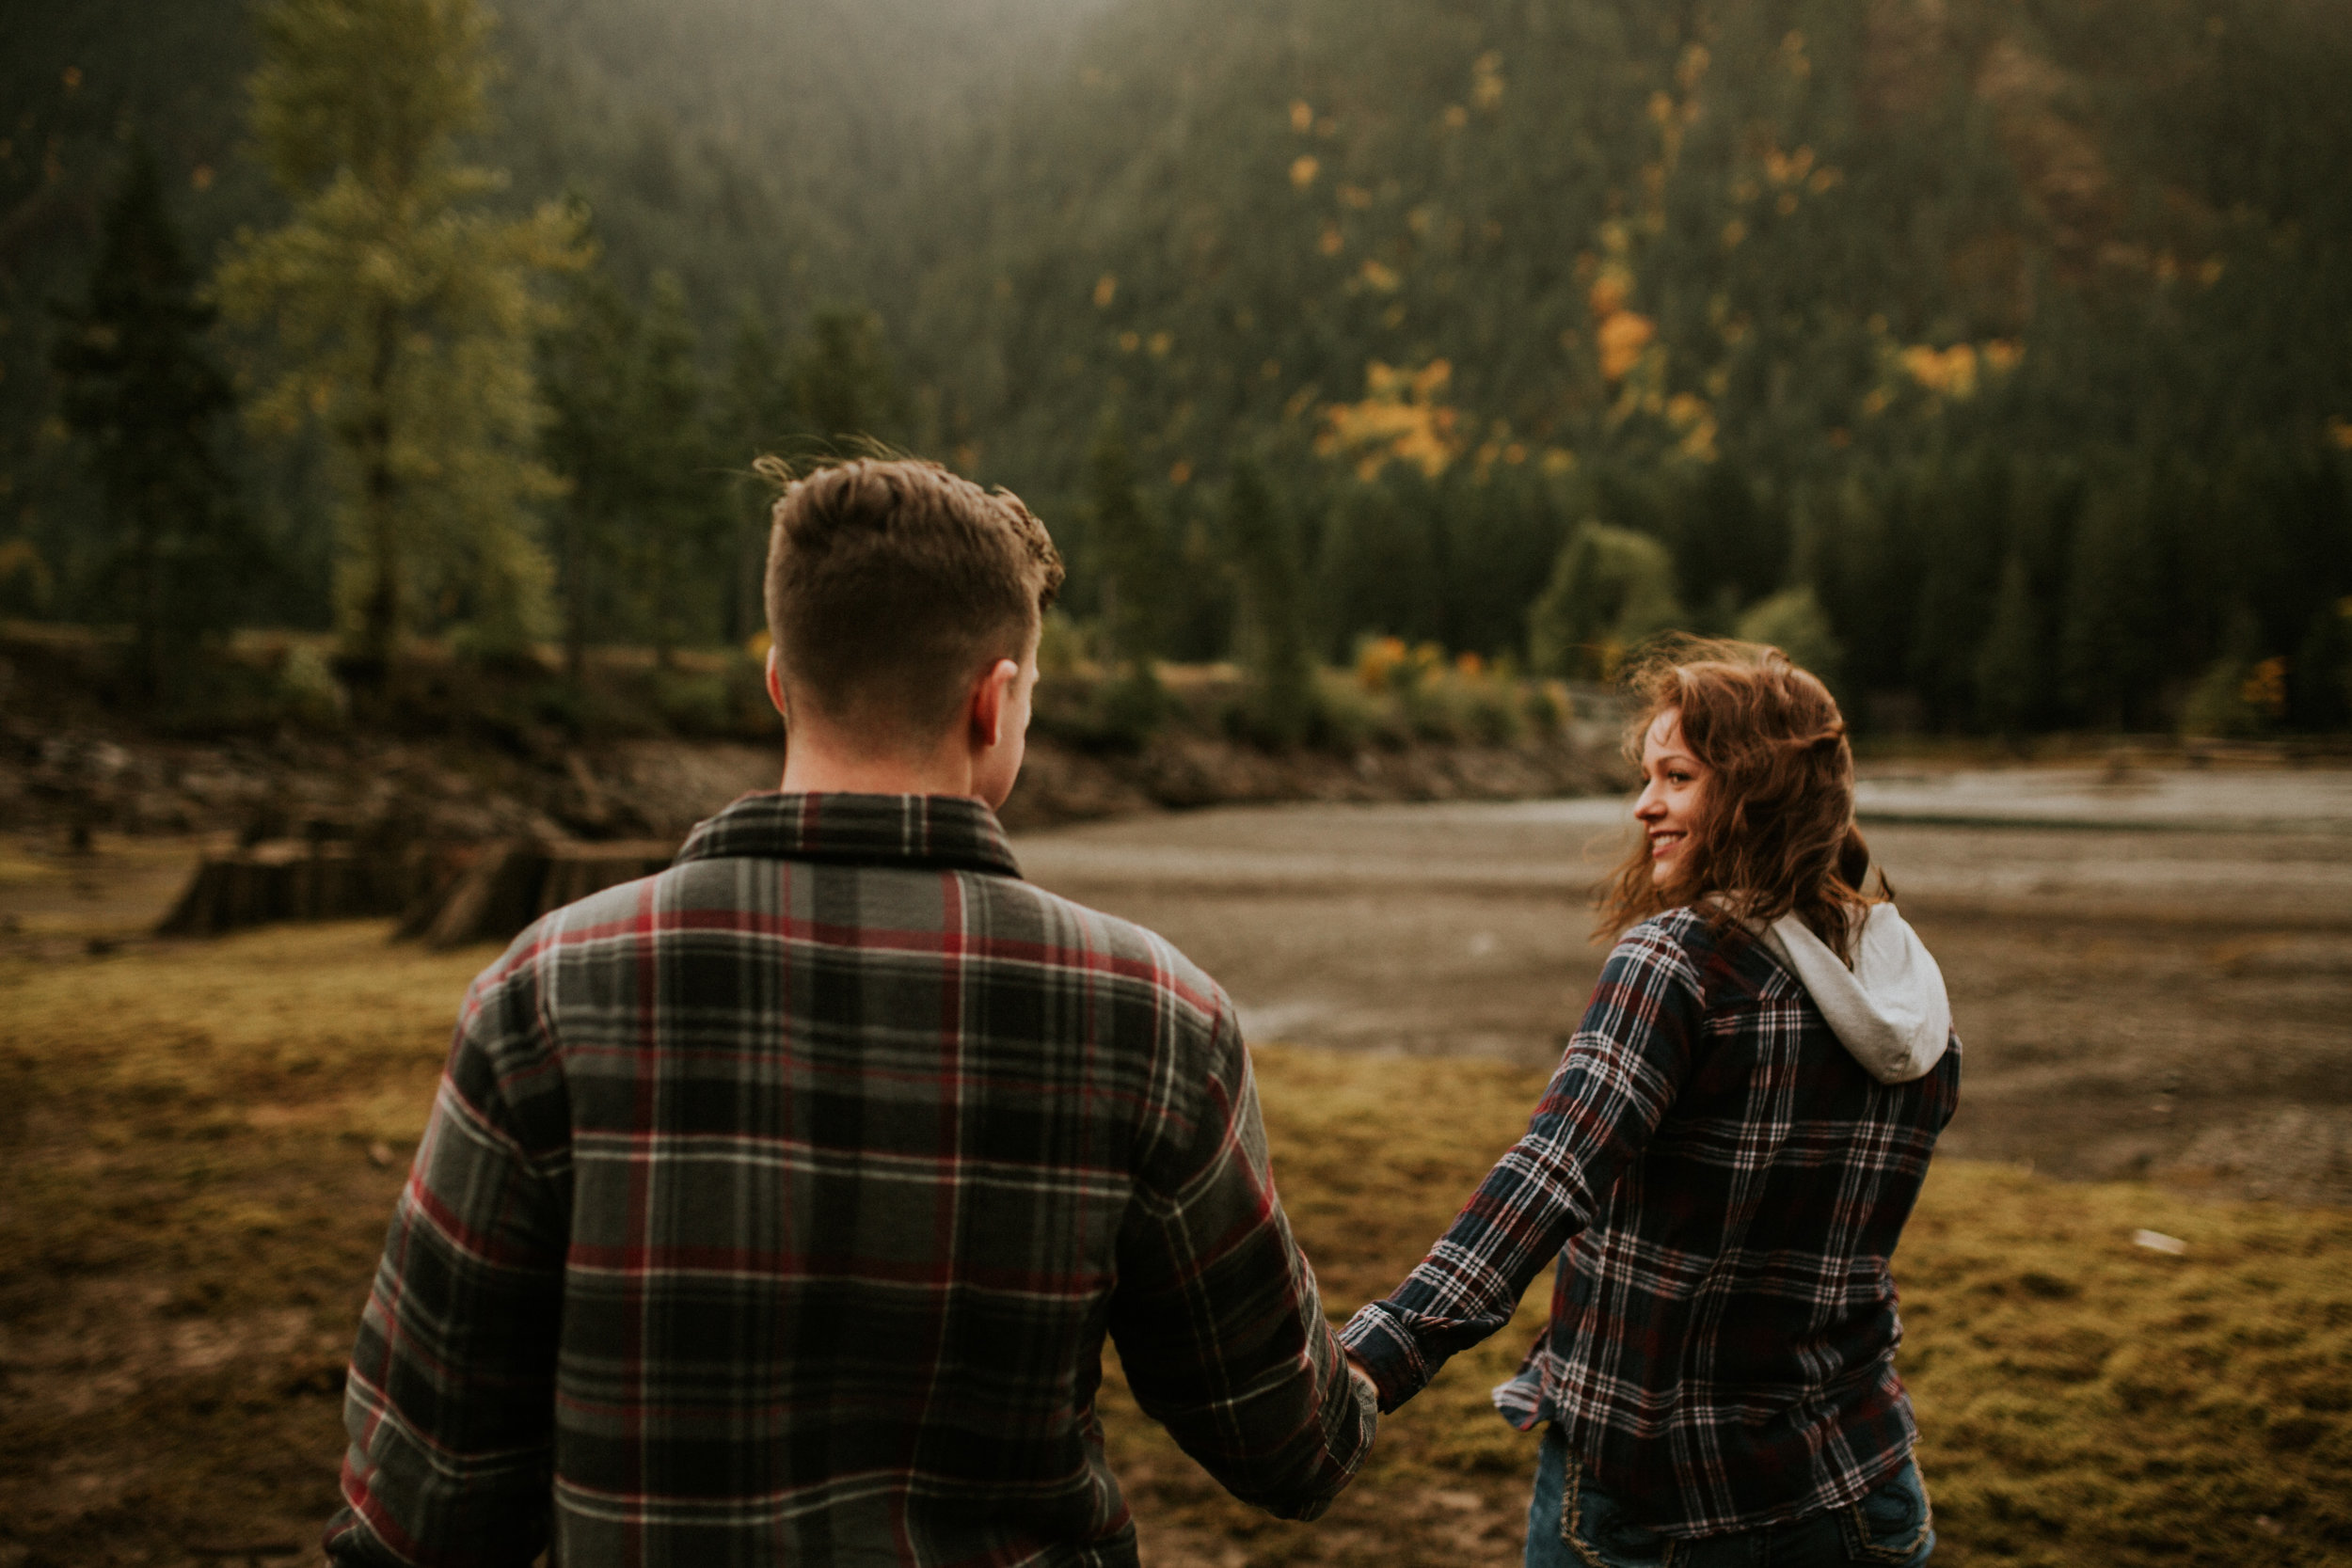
[{"x1": 5, "y1": 0, "x2": 2348, "y2": 736}]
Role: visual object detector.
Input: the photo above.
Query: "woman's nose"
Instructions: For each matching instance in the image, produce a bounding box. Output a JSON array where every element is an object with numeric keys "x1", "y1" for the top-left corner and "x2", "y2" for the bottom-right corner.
[{"x1": 1633, "y1": 784, "x2": 1662, "y2": 820}]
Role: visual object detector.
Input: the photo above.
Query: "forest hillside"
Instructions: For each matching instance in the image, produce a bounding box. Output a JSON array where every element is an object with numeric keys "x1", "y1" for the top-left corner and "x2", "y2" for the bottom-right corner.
[{"x1": 4, "y1": 0, "x2": 2348, "y2": 736}]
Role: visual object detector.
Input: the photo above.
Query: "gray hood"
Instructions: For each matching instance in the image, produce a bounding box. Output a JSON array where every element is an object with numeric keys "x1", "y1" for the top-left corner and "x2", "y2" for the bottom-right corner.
[{"x1": 1755, "y1": 903, "x2": 1953, "y2": 1084}]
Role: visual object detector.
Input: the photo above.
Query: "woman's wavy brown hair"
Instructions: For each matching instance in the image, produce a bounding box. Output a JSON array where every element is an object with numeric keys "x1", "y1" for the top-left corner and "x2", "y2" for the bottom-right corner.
[{"x1": 1595, "y1": 637, "x2": 1886, "y2": 960}]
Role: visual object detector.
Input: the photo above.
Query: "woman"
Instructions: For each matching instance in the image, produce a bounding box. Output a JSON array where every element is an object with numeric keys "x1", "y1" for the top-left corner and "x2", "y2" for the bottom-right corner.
[{"x1": 1341, "y1": 641, "x2": 1960, "y2": 1567}]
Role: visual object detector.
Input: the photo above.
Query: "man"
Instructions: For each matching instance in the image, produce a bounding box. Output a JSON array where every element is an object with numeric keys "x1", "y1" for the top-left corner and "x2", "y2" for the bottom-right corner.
[{"x1": 326, "y1": 459, "x2": 1375, "y2": 1566}]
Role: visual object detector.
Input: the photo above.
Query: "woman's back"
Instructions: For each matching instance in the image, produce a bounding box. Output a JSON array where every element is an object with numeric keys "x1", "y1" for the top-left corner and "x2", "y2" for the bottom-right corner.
[
  {"x1": 1508, "y1": 906, "x2": 1960, "y2": 1532},
  {"x1": 1340, "y1": 639, "x2": 1959, "y2": 1557}
]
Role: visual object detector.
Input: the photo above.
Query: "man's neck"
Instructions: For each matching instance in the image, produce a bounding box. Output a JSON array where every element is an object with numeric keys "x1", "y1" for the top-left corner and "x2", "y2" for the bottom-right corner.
[{"x1": 779, "y1": 730, "x2": 978, "y2": 801}]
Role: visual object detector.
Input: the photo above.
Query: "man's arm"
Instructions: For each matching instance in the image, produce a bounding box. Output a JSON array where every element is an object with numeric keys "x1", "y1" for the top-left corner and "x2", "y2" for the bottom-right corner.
[
  {"x1": 326, "y1": 960, "x2": 569, "y2": 1568},
  {"x1": 1105, "y1": 1007, "x2": 1375, "y2": 1521}
]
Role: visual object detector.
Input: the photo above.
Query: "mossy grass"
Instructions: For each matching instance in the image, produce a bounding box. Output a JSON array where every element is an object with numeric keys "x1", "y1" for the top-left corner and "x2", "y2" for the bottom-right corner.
[{"x1": 3, "y1": 927, "x2": 2345, "y2": 1563}]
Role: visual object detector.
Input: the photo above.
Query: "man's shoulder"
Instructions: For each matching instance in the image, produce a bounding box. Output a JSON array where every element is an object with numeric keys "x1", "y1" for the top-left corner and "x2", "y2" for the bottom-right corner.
[
  {"x1": 967, "y1": 875, "x2": 1233, "y2": 1032},
  {"x1": 507, "y1": 855, "x2": 1232, "y2": 1034}
]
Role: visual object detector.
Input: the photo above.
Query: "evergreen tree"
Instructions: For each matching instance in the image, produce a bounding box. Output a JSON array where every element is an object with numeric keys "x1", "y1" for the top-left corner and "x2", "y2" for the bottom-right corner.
[
  {"x1": 629, "y1": 272, "x2": 722, "y2": 663},
  {"x1": 1225, "y1": 457, "x2": 1314, "y2": 744},
  {"x1": 719, "y1": 304, "x2": 801, "y2": 641},
  {"x1": 2289, "y1": 601, "x2": 2352, "y2": 731},
  {"x1": 50, "y1": 142, "x2": 252, "y2": 696},
  {"x1": 789, "y1": 306, "x2": 904, "y2": 448},
  {"x1": 1083, "y1": 411, "x2": 1160, "y2": 673},
  {"x1": 1974, "y1": 553, "x2": 2044, "y2": 735},
  {"x1": 538, "y1": 264, "x2": 642, "y2": 678},
  {"x1": 215, "y1": 0, "x2": 587, "y2": 673},
  {"x1": 2061, "y1": 483, "x2": 2169, "y2": 728}
]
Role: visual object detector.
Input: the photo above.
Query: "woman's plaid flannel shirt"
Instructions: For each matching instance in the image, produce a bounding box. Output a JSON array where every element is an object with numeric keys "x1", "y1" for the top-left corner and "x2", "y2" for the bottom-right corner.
[{"x1": 1341, "y1": 906, "x2": 1961, "y2": 1537}]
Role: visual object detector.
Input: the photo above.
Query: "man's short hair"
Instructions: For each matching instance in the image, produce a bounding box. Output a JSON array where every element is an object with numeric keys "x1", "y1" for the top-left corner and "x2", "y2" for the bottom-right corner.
[{"x1": 764, "y1": 458, "x2": 1063, "y2": 746}]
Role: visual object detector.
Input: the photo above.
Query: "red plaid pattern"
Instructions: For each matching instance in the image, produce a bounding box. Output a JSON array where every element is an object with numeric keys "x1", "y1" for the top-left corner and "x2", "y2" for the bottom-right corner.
[
  {"x1": 1341, "y1": 907, "x2": 1960, "y2": 1537},
  {"x1": 326, "y1": 792, "x2": 1373, "y2": 1567}
]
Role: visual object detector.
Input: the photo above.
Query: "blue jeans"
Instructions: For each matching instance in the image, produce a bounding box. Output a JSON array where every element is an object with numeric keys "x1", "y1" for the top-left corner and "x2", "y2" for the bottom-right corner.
[{"x1": 1524, "y1": 1426, "x2": 1934, "y2": 1568}]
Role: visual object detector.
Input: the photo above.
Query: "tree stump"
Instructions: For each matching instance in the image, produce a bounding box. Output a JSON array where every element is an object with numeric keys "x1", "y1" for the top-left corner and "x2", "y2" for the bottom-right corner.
[
  {"x1": 159, "y1": 837, "x2": 679, "y2": 946},
  {"x1": 410, "y1": 839, "x2": 679, "y2": 950},
  {"x1": 156, "y1": 841, "x2": 418, "y2": 935}
]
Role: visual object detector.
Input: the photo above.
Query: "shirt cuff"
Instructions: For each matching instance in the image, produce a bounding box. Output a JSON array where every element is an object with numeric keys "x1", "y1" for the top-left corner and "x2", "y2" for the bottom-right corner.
[{"x1": 1338, "y1": 1303, "x2": 1428, "y2": 1415}]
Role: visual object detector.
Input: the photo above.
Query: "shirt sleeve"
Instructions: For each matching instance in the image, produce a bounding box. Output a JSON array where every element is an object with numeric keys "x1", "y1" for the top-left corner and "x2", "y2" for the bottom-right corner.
[
  {"x1": 1338, "y1": 920, "x2": 1705, "y2": 1413},
  {"x1": 1106, "y1": 1000, "x2": 1377, "y2": 1521},
  {"x1": 325, "y1": 953, "x2": 571, "y2": 1568}
]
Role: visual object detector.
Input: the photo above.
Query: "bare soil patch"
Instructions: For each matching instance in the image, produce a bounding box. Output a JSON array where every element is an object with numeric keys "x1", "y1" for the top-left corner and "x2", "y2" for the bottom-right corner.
[{"x1": 1012, "y1": 771, "x2": 2352, "y2": 1206}]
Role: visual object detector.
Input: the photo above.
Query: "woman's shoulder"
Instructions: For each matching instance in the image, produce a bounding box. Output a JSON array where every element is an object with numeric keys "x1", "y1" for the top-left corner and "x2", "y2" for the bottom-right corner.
[
  {"x1": 1614, "y1": 904, "x2": 1723, "y2": 953},
  {"x1": 1602, "y1": 906, "x2": 1733, "y2": 981}
]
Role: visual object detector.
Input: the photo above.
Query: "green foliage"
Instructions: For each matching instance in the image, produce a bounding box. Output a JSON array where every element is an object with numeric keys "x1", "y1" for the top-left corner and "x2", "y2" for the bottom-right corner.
[
  {"x1": 2288, "y1": 602, "x2": 2352, "y2": 732},
  {"x1": 2059, "y1": 479, "x2": 2172, "y2": 730},
  {"x1": 1526, "y1": 523, "x2": 1683, "y2": 680},
  {"x1": 1734, "y1": 586, "x2": 1842, "y2": 691},
  {"x1": 1224, "y1": 457, "x2": 1316, "y2": 745},
  {"x1": 11, "y1": 0, "x2": 2352, "y2": 732},
  {"x1": 1974, "y1": 554, "x2": 2044, "y2": 736},
  {"x1": 628, "y1": 273, "x2": 725, "y2": 661},
  {"x1": 215, "y1": 0, "x2": 588, "y2": 669},
  {"x1": 539, "y1": 262, "x2": 643, "y2": 673},
  {"x1": 1077, "y1": 411, "x2": 1162, "y2": 667},
  {"x1": 48, "y1": 143, "x2": 254, "y2": 695},
  {"x1": 789, "y1": 307, "x2": 906, "y2": 448}
]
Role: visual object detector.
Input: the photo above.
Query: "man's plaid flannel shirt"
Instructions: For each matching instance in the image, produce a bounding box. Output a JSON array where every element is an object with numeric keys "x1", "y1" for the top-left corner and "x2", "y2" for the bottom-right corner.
[
  {"x1": 326, "y1": 792, "x2": 1374, "y2": 1568},
  {"x1": 1341, "y1": 906, "x2": 1960, "y2": 1538}
]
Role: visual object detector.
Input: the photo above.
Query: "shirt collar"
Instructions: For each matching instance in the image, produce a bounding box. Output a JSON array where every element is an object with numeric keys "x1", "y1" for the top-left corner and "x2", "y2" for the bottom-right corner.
[{"x1": 674, "y1": 792, "x2": 1024, "y2": 880}]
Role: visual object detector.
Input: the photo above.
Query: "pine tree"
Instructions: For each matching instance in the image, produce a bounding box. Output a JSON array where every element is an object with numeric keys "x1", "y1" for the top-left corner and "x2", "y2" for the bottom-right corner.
[
  {"x1": 1226, "y1": 457, "x2": 1315, "y2": 745},
  {"x1": 50, "y1": 142, "x2": 252, "y2": 697},
  {"x1": 719, "y1": 305, "x2": 801, "y2": 641},
  {"x1": 789, "y1": 307, "x2": 904, "y2": 448},
  {"x1": 538, "y1": 263, "x2": 642, "y2": 679},
  {"x1": 215, "y1": 0, "x2": 587, "y2": 673},
  {"x1": 2060, "y1": 483, "x2": 2169, "y2": 729},
  {"x1": 629, "y1": 272, "x2": 721, "y2": 664},
  {"x1": 1084, "y1": 411, "x2": 1160, "y2": 673},
  {"x1": 1974, "y1": 553, "x2": 2043, "y2": 736}
]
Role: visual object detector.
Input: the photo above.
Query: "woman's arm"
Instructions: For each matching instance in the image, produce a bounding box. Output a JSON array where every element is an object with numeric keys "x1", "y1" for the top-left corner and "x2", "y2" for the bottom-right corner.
[{"x1": 1337, "y1": 920, "x2": 1705, "y2": 1412}]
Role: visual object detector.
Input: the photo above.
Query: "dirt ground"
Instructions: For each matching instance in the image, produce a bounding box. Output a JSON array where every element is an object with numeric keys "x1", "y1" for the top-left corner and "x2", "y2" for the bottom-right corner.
[
  {"x1": 1011, "y1": 763, "x2": 2352, "y2": 1207},
  {"x1": 8, "y1": 759, "x2": 2348, "y2": 1209}
]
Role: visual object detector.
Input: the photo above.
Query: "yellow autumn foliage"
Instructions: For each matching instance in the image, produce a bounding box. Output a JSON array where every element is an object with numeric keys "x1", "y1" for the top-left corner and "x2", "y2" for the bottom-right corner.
[
  {"x1": 1597, "y1": 310, "x2": 1657, "y2": 381},
  {"x1": 1899, "y1": 340, "x2": 2025, "y2": 399},
  {"x1": 1316, "y1": 359, "x2": 1464, "y2": 481}
]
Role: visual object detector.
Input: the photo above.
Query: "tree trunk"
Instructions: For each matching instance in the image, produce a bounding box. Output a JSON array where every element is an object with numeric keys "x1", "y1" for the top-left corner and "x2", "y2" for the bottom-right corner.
[{"x1": 354, "y1": 302, "x2": 404, "y2": 674}]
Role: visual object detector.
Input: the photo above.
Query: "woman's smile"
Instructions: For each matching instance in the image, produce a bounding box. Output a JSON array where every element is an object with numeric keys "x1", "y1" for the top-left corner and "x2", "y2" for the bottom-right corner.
[{"x1": 1634, "y1": 708, "x2": 1708, "y2": 885}]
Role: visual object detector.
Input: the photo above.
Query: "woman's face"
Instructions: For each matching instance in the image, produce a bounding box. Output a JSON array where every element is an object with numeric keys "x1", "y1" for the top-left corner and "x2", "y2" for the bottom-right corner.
[{"x1": 1634, "y1": 707, "x2": 1709, "y2": 886}]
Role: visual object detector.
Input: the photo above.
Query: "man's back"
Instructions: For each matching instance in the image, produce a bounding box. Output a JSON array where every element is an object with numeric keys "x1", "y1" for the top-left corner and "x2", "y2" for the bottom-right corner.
[{"x1": 328, "y1": 793, "x2": 1372, "y2": 1567}]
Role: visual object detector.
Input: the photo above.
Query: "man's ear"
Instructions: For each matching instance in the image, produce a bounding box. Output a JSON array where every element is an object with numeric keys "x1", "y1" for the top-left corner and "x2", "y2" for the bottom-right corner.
[
  {"x1": 765, "y1": 648, "x2": 788, "y2": 721},
  {"x1": 968, "y1": 658, "x2": 1019, "y2": 752}
]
